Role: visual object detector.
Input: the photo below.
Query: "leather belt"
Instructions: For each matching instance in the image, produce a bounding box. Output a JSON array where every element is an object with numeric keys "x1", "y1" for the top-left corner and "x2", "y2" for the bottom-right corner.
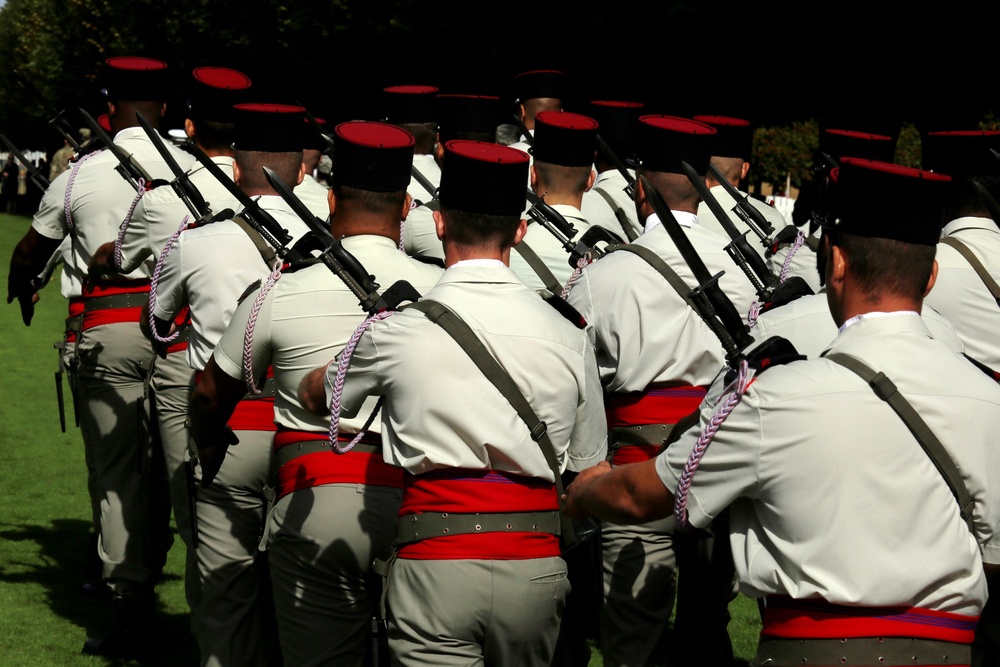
[
  {"x1": 83, "y1": 291, "x2": 148, "y2": 311},
  {"x1": 275, "y1": 439, "x2": 378, "y2": 467},
  {"x1": 395, "y1": 510, "x2": 561, "y2": 546},
  {"x1": 753, "y1": 636, "x2": 970, "y2": 666}
]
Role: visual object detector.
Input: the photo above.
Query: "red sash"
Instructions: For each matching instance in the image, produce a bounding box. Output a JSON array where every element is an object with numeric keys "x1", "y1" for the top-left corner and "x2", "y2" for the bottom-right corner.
[
  {"x1": 80, "y1": 279, "x2": 150, "y2": 331},
  {"x1": 605, "y1": 385, "x2": 706, "y2": 464},
  {"x1": 165, "y1": 306, "x2": 190, "y2": 354},
  {"x1": 397, "y1": 468, "x2": 561, "y2": 560},
  {"x1": 762, "y1": 595, "x2": 979, "y2": 645},
  {"x1": 194, "y1": 366, "x2": 276, "y2": 432},
  {"x1": 272, "y1": 427, "x2": 402, "y2": 499}
]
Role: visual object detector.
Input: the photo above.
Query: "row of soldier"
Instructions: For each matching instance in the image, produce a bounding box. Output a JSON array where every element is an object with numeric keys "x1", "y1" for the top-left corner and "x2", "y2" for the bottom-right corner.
[{"x1": 5, "y1": 58, "x2": 1000, "y2": 667}]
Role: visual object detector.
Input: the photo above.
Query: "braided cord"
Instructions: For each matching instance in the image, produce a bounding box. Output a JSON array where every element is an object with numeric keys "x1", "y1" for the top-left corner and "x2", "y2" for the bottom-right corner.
[
  {"x1": 63, "y1": 151, "x2": 99, "y2": 231},
  {"x1": 747, "y1": 300, "x2": 763, "y2": 329},
  {"x1": 328, "y1": 310, "x2": 395, "y2": 453},
  {"x1": 779, "y1": 230, "x2": 806, "y2": 283},
  {"x1": 112, "y1": 178, "x2": 147, "y2": 271},
  {"x1": 147, "y1": 215, "x2": 193, "y2": 344},
  {"x1": 561, "y1": 253, "x2": 592, "y2": 299},
  {"x1": 242, "y1": 260, "x2": 284, "y2": 395},
  {"x1": 674, "y1": 359, "x2": 751, "y2": 529}
]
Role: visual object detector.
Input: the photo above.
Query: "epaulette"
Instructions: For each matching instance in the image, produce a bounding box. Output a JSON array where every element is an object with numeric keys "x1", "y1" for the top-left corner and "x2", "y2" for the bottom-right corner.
[
  {"x1": 236, "y1": 278, "x2": 263, "y2": 306},
  {"x1": 281, "y1": 255, "x2": 323, "y2": 275},
  {"x1": 758, "y1": 276, "x2": 814, "y2": 315},
  {"x1": 146, "y1": 178, "x2": 171, "y2": 190}
]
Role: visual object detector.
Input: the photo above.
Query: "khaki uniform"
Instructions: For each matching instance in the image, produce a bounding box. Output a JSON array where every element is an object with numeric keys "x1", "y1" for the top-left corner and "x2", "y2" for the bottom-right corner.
[
  {"x1": 152, "y1": 196, "x2": 311, "y2": 667},
  {"x1": 329, "y1": 261, "x2": 607, "y2": 667},
  {"x1": 565, "y1": 213, "x2": 755, "y2": 667},
  {"x1": 509, "y1": 204, "x2": 597, "y2": 293},
  {"x1": 291, "y1": 173, "x2": 331, "y2": 222},
  {"x1": 658, "y1": 313, "x2": 1000, "y2": 657},
  {"x1": 31, "y1": 127, "x2": 193, "y2": 600},
  {"x1": 924, "y1": 216, "x2": 1000, "y2": 370},
  {"x1": 212, "y1": 234, "x2": 443, "y2": 666},
  {"x1": 580, "y1": 170, "x2": 633, "y2": 241}
]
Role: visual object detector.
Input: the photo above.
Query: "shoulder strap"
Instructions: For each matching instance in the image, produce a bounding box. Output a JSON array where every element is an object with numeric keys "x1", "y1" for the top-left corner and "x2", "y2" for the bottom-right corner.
[
  {"x1": 404, "y1": 298, "x2": 577, "y2": 545},
  {"x1": 232, "y1": 215, "x2": 279, "y2": 267},
  {"x1": 593, "y1": 185, "x2": 638, "y2": 242},
  {"x1": 512, "y1": 241, "x2": 564, "y2": 295},
  {"x1": 823, "y1": 352, "x2": 975, "y2": 533},
  {"x1": 607, "y1": 243, "x2": 691, "y2": 304},
  {"x1": 941, "y1": 236, "x2": 1000, "y2": 307}
]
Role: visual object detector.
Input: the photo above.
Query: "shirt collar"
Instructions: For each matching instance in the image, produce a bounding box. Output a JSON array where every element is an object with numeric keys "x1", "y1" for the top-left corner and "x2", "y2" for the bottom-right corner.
[
  {"x1": 837, "y1": 310, "x2": 920, "y2": 335},
  {"x1": 643, "y1": 210, "x2": 697, "y2": 233}
]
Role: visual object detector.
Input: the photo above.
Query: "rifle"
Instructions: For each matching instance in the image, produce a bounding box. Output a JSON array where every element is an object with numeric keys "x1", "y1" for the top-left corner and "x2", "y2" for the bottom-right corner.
[
  {"x1": 134, "y1": 111, "x2": 212, "y2": 222},
  {"x1": 262, "y1": 166, "x2": 422, "y2": 315},
  {"x1": 638, "y1": 174, "x2": 754, "y2": 363},
  {"x1": 525, "y1": 190, "x2": 623, "y2": 268},
  {"x1": 706, "y1": 162, "x2": 775, "y2": 240},
  {"x1": 511, "y1": 113, "x2": 534, "y2": 146},
  {"x1": 13, "y1": 69, "x2": 82, "y2": 152},
  {"x1": 78, "y1": 107, "x2": 152, "y2": 191},
  {"x1": 595, "y1": 133, "x2": 636, "y2": 200},
  {"x1": 186, "y1": 142, "x2": 305, "y2": 263},
  {"x1": 0, "y1": 133, "x2": 50, "y2": 192},
  {"x1": 410, "y1": 165, "x2": 437, "y2": 203},
  {"x1": 685, "y1": 161, "x2": 813, "y2": 310}
]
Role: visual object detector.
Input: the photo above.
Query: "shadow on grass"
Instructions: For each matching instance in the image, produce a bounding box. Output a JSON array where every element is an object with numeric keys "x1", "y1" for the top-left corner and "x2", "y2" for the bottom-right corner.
[{"x1": 0, "y1": 518, "x2": 199, "y2": 666}]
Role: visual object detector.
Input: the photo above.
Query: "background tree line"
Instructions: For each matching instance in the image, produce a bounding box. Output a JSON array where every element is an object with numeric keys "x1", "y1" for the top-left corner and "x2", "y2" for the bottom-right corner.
[{"x1": 1, "y1": 0, "x2": 998, "y2": 199}]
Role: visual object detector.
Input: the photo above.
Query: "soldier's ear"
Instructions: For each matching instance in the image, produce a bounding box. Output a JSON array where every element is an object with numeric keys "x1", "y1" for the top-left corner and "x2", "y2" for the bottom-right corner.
[
  {"x1": 433, "y1": 209, "x2": 445, "y2": 241},
  {"x1": 296, "y1": 162, "x2": 305, "y2": 187},
  {"x1": 513, "y1": 217, "x2": 528, "y2": 246},
  {"x1": 232, "y1": 160, "x2": 242, "y2": 187}
]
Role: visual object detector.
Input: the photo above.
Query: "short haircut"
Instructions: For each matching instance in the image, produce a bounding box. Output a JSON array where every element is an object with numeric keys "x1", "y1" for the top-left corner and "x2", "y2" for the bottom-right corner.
[
  {"x1": 639, "y1": 167, "x2": 700, "y2": 212},
  {"x1": 399, "y1": 121, "x2": 437, "y2": 154},
  {"x1": 234, "y1": 149, "x2": 303, "y2": 192},
  {"x1": 440, "y1": 205, "x2": 520, "y2": 249},
  {"x1": 533, "y1": 161, "x2": 591, "y2": 196},
  {"x1": 330, "y1": 183, "x2": 407, "y2": 216},
  {"x1": 709, "y1": 156, "x2": 744, "y2": 183},
  {"x1": 191, "y1": 118, "x2": 235, "y2": 151},
  {"x1": 828, "y1": 229, "x2": 935, "y2": 302},
  {"x1": 524, "y1": 97, "x2": 561, "y2": 121}
]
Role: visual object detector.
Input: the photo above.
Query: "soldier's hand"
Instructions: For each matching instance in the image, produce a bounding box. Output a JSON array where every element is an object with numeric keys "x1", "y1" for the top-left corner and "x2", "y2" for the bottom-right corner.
[
  {"x1": 561, "y1": 461, "x2": 612, "y2": 520},
  {"x1": 7, "y1": 273, "x2": 39, "y2": 326},
  {"x1": 85, "y1": 241, "x2": 117, "y2": 287},
  {"x1": 195, "y1": 427, "x2": 240, "y2": 488}
]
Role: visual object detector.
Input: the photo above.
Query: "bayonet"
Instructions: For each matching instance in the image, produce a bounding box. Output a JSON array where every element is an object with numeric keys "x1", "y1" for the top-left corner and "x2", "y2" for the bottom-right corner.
[
  {"x1": 706, "y1": 162, "x2": 774, "y2": 240},
  {"x1": 0, "y1": 133, "x2": 50, "y2": 192},
  {"x1": 638, "y1": 174, "x2": 753, "y2": 362},
  {"x1": 596, "y1": 133, "x2": 636, "y2": 200},
  {"x1": 411, "y1": 165, "x2": 437, "y2": 202},
  {"x1": 511, "y1": 114, "x2": 534, "y2": 146},
  {"x1": 14, "y1": 69, "x2": 82, "y2": 151},
  {"x1": 78, "y1": 107, "x2": 152, "y2": 191},
  {"x1": 135, "y1": 111, "x2": 211, "y2": 221}
]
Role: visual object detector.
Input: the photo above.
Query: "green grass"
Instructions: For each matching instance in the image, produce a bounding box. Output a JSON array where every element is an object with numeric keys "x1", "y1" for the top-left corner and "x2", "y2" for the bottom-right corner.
[{"x1": 0, "y1": 212, "x2": 763, "y2": 666}]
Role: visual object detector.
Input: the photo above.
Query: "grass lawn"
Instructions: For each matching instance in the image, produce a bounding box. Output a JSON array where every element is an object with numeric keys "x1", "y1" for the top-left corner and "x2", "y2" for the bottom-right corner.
[{"x1": 0, "y1": 212, "x2": 763, "y2": 666}]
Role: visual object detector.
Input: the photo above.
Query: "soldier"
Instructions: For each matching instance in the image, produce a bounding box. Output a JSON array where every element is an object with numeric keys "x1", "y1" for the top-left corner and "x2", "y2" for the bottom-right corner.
[
  {"x1": 190, "y1": 119, "x2": 443, "y2": 666},
  {"x1": 563, "y1": 114, "x2": 756, "y2": 667},
  {"x1": 299, "y1": 138, "x2": 607, "y2": 666},
  {"x1": 401, "y1": 92, "x2": 504, "y2": 267},
  {"x1": 565, "y1": 157, "x2": 1000, "y2": 667},
  {"x1": 381, "y1": 84, "x2": 441, "y2": 206},
  {"x1": 87, "y1": 65, "x2": 252, "y2": 615},
  {"x1": 142, "y1": 102, "x2": 314, "y2": 667},
  {"x1": 509, "y1": 110, "x2": 606, "y2": 294},
  {"x1": 508, "y1": 68, "x2": 566, "y2": 154},
  {"x1": 7, "y1": 55, "x2": 189, "y2": 657},
  {"x1": 920, "y1": 129, "x2": 1000, "y2": 667},
  {"x1": 294, "y1": 114, "x2": 333, "y2": 220},
  {"x1": 580, "y1": 99, "x2": 644, "y2": 242}
]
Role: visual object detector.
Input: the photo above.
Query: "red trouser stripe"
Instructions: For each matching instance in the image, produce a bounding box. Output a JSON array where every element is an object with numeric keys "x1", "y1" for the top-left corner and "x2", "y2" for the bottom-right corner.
[
  {"x1": 398, "y1": 469, "x2": 561, "y2": 560},
  {"x1": 606, "y1": 385, "x2": 706, "y2": 464},
  {"x1": 273, "y1": 428, "x2": 402, "y2": 499},
  {"x1": 761, "y1": 595, "x2": 979, "y2": 644}
]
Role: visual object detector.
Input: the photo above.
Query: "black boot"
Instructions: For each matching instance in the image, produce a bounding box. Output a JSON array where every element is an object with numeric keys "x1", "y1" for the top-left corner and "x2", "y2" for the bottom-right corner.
[{"x1": 82, "y1": 587, "x2": 155, "y2": 659}]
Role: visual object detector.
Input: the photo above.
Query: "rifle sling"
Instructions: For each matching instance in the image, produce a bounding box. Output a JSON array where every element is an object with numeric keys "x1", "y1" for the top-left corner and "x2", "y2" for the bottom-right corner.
[
  {"x1": 232, "y1": 215, "x2": 278, "y2": 267},
  {"x1": 606, "y1": 244, "x2": 692, "y2": 305},
  {"x1": 823, "y1": 352, "x2": 975, "y2": 533},
  {"x1": 593, "y1": 186, "x2": 638, "y2": 242},
  {"x1": 404, "y1": 298, "x2": 576, "y2": 546},
  {"x1": 941, "y1": 236, "x2": 1000, "y2": 307},
  {"x1": 513, "y1": 242, "x2": 563, "y2": 295}
]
